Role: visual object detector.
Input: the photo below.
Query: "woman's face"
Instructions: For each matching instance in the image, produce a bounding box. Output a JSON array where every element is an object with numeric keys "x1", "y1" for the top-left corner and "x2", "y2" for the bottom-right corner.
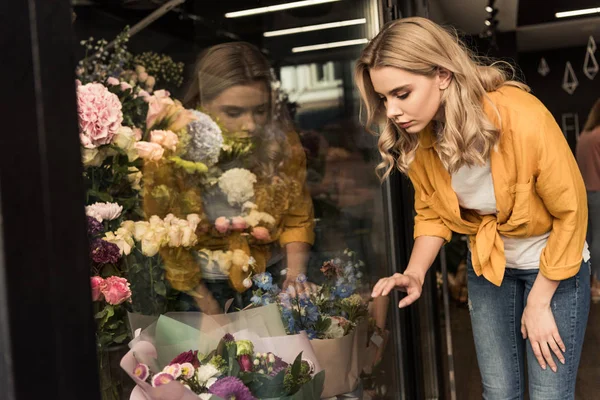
[
  {"x1": 204, "y1": 81, "x2": 270, "y2": 138},
  {"x1": 369, "y1": 66, "x2": 451, "y2": 134}
]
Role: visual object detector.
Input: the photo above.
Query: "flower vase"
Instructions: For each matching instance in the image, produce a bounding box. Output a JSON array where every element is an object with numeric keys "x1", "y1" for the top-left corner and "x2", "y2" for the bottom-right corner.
[{"x1": 98, "y1": 344, "x2": 136, "y2": 400}]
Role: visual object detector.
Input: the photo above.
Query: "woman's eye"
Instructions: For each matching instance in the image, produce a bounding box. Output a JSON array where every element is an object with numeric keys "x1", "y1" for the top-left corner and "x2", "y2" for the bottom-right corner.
[
  {"x1": 254, "y1": 108, "x2": 267, "y2": 115},
  {"x1": 379, "y1": 97, "x2": 387, "y2": 102},
  {"x1": 226, "y1": 112, "x2": 241, "y2": 118},
  {"x1": 397, "y1": 93, "x2": 409, "y2": 100}
]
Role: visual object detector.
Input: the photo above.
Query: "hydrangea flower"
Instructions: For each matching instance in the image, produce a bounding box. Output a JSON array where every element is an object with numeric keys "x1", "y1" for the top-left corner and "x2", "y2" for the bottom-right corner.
[{"x1": 185, "y1": 110, "x2": 223, "y2": 167}]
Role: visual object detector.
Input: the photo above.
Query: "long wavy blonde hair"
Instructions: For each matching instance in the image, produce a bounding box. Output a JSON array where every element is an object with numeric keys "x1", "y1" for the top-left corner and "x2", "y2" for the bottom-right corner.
[
  {"x1": 355, "y1": 17, "x2": 529, "y2": 179},
  {"x1": 183, "y1": 42, "x2": 292, "y2": 179}
]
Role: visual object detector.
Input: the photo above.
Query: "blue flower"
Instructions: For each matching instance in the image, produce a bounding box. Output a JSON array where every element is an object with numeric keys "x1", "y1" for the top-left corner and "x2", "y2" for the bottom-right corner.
[
  {"x1": 281, "y1": 308, "x2": 298, "y2": 333},
  {"x1": 334, "y1": 284, "x2": 354, "y2": 299},
  {"x1": 253, "y1": 273, "x2": 273, "y2": 291},
  {"x1": 299, "y1": 299, "x2": 320, "y2": 323},
  {"x1": 306, "y1": 328, "x2": 318, "y2": 340},
  {"x1": 251, "y1": 294, "x2": 263, "y2": 306},
  {"x1": 296, "y1": 274, "x2": 308, "y2": 284}
]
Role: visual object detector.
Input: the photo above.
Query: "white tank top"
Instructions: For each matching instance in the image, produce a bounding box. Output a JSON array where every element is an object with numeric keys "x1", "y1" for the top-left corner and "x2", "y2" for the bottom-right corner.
[{"x1": 451, "y1": 160, "x2": 589, "y2": 269}]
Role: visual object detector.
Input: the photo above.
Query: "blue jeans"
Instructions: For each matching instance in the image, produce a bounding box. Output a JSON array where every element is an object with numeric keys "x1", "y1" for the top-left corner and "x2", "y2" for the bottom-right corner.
[{"x1": 467, "y1": 257, "x2": 590, "y2": 400}]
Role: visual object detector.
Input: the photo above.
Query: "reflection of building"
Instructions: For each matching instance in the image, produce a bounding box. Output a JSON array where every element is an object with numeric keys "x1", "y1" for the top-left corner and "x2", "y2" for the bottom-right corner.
[{"x1": 280, "y1": 62, "x2": 343, "y2": 111}]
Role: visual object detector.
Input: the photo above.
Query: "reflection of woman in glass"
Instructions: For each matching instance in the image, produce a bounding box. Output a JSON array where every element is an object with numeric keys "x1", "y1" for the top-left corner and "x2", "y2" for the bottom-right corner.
[
  {"x1": 360, "y1": 18, "x2": 590, "y2": 399},
  {"x1": 144, "y1": 42, "x2": 314, "y2": 314},
  {"x1": 576, "y1": 98, "x2": 600, "y2": 301}
]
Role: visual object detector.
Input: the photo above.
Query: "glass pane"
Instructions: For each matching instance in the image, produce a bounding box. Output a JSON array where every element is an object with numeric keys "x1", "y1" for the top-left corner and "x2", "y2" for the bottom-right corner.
[{"x1": 72, "y1": 1, "x2": 403, "y2": 399}]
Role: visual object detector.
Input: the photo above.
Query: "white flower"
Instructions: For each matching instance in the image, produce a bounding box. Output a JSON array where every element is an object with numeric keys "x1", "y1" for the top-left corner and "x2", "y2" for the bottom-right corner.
[
  {"x1": 104, "y1": 227, "x2": 134, "y2": 255},
  {"x1": 86, "y1": 202, "x2": 123, "y2": 222},
  {"x1": 81, "y1": 147, "x2": 109, "y2": 167},
  {"x1": 185, "y1": 110, "x2": 223, "y2": 167},
  {"x1": 199, "y1": 394, "x2": 213, "y2": 400},
  {"x1": 128, "y1": 167, "x2": 143, "y2": 191},
  {"x1": 324, "y1": 317, "x2": 346, "y2": 339},
  {"x1": 218, "y1": 168, "x2": 257, "y2": 206},
  {"x1": 244, "y1": 210, "x2": 276, "y2": 228},
  {"x1": 196, "y1": 364, "x2": 220, "y2": 387},
  {"x1": 113, "y1": 126, "x2": 139, "y2": 161}
]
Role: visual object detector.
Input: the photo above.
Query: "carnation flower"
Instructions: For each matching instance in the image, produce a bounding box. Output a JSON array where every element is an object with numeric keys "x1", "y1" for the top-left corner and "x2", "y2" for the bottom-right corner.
[
  {"x1": 90, "y1": 276, "x2": 105, "y2": 301},
  {"x1": 101, "y1": 276, "x2": 132, "y2": 305},
  {"x1": 209, "y1": 376, "x2": 255, "y2": 400},
  {"x1": 218, "y1": 168, "x2": 257, "y2": 206},
  {"x1": 185, "y1": 110, "x2": 223, "y2": 167},
  {"x1": 90, "y1": 239, "x2": 121, "y2": 264},
  {"x1": 77, "y1": 82, "x2": 123, "y2": 149},
  {"x1": 86, "y1": 202, "x2": 123, "y2": 222},
  {"x1": 86, "y1": 216, "x2": 104, "y2": 236},
  {"x1": 324, "y1": 316, "x2": 347, "y2": 339}
]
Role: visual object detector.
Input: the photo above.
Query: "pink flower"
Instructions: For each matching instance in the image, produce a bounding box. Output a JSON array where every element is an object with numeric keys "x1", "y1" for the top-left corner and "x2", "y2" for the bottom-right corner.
[
  {"x1": 132, "y1": 128, "x2": 142, "y2": 141},
  {"x1": 231, "y1": 217, "x2": 248, "y2": 231},
  {"x1": 251, "y1": 227, "x2": 271, "y2": 241},
  {"x1": 90, "y1": 276, "x2": 105, "y2": 301},
  {"x1": 215, "y1": 217, "x2": 231, "y2": 234},
  {"x1": 120, "y1": 82, "x2": 133, "y2": 91},
  {"x1": 134, "y1": 363, "x2": 150, "y2": 381},
  {"x1": 150, "y1": 130, "x2": 179, "y2": 151},
  {"x1": 146, "y1": 90, "x2": 174, "y2": 129},
  {"x1": 151, "y1": 372, "x2": 174, "y2": 388},
  {"x1": 106, "y1": 77, "x2": 119, "y2": 86},
  {"x1": 100, "y1": 276, "x2": 132, "y2": 305},
  {"x1": 137, "y1": 90, "x2": 150, "y2": 100},
  {"x1": 134, "y1": 141, "x2": 164, "y2": 161},
  {"x1": 77, "y1": 83, "x2": 123, "y2": 149}
]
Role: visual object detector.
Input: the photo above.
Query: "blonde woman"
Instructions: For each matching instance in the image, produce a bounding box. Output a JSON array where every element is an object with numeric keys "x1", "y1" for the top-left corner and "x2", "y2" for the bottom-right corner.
[
  {"x1": 576, "y1": 98, "x2": 600, "y2": 301},
  {"x1": 361, "y1": 18, "x2": 590, "y2": 399},
  {"x1": 145, "y1": 42, "x2": 315, "y2": 313}
]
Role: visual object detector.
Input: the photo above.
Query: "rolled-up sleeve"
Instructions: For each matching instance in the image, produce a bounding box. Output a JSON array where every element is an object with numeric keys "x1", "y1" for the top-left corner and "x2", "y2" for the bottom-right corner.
[
  {"x1": 534, "y1": 110, "x2": 588, "y2": 280},
  {"x1": 408, "y1": 169, "x2": 452, "y2": 242}
]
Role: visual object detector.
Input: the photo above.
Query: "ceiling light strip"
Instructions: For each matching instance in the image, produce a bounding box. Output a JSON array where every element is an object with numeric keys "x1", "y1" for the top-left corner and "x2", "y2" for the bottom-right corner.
[
  {"x1": 225, "y1": 0, "x2": 341, "y2": 18},
  {"x1": 292, "y1": 38, "x2": 369, "y2": 53},
  {"x1": 264, "y1": 18, "x2": 366, "y2": 37},
  {"x1": 555, "y1": 7, "x2": 600, "y2": 18}
]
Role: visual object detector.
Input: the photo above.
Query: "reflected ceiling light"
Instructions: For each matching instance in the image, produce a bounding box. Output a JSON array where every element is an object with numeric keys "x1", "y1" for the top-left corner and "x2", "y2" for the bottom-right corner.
[
  {"x1": 225, "y1": 0, "x2": 341, "y2": 18},
  {"x1": 264, "y1": 18, "x2": 366, "y2": 37},
  {"x1": 555, "y1": 7, "x2": 600, "y2": 18},
  {"x1": 292, "y1": 38, "x2": 369, "y2": 53},
  {"x1": 485, "y1": 0, "x2": 495, "y2": 13}
]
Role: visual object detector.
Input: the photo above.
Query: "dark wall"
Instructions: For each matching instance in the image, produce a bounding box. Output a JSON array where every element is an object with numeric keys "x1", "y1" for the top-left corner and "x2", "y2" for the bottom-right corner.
[{"x1": 519, "y1": 46, "x2": 599, "y2": 151}]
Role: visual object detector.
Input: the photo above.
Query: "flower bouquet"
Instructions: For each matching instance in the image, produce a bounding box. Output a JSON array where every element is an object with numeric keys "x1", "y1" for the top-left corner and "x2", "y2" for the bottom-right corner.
[
  {"x1": 121, "y1": 312, "x2": 325, "y2": 399},
  {"x1": 250, "y1": 249, "x2": 370, "y2": 397}
]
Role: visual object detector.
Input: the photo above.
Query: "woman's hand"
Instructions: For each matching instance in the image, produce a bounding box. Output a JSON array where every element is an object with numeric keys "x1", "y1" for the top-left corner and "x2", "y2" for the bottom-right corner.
[
  {"x1": 282, "y1": 274, "x2": 318, "y2": 296},
  {"x1": 371, "y1": 271, "x2": 425, "y2": 308},
  {"x1": 521, "y1": 303, "x2": 566, "y2": 372},
  {"x1": 189, "y1": 284, "x2": 223, "y2": 315}
]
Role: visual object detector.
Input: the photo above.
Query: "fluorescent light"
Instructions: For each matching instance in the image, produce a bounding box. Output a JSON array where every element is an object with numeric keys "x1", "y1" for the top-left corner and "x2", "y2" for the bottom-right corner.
[
  {"x1": 555, "y1": 7, "x2": 600, "y2": 18},
  {"x1": 264, "y1": 18, "x2": 366, "y2": 37},
  {"x1": 485, "y1": 20, "x2": 491, "y2": 26},
  {"x1": 292, "y1": 38, "x2": 369, "y2": 53},
  {"x1": 226, "y1": 0, "x2": 341, "y2": 18},
  {"x1": 485, "y1": 6, "x2": 493, "y2": 13}
]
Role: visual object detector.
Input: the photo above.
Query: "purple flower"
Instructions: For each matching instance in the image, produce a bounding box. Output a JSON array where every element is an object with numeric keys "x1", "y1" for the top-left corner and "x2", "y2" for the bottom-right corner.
[
  {"x1": 209, "y1": 377, "x2": 256, "y2": 400},
  {"x1": 223, "y1": 333, "x2": 235, "y2": 343},
  {"x1": 90, "y1": 239, "x2": 121, "y2": 264},
  {"x1": 270, "y1": 354, "x2": 288, "y2": 376},
  {"x1": 86, "y1": 216, "x2": 104, "y2": 236}
]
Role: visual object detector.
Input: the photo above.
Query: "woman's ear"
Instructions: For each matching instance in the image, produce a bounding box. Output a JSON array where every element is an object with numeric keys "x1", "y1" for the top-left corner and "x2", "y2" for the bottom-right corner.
[{"x1": 438, "y1": 67, "x2": 453, "y2": 90}]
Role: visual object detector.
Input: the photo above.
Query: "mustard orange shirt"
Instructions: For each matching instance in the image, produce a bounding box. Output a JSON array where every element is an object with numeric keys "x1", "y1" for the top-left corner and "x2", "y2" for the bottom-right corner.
[{"x1": 408, "y1": 86, "x2": 587, "y2": 285}]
